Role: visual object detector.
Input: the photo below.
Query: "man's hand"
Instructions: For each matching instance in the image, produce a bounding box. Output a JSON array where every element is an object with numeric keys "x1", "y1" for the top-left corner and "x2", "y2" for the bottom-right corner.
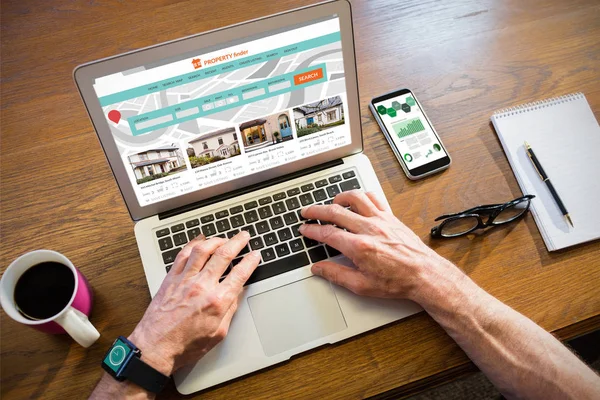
[
  {"x1": 128, "y1": 231, "x2": 260, "y2": 376},
  {"x1": 300, "y1": 190, "x2": 458, "y2": 302},
  {"x1": 302, "y1": 191, "x2": 600, "y2": 400}
]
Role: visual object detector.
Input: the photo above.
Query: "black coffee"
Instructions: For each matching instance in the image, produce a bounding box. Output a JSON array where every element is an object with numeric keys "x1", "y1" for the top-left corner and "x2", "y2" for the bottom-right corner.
[{"x1": 14, "y1": 262, "x2": 75, "y2": 320}]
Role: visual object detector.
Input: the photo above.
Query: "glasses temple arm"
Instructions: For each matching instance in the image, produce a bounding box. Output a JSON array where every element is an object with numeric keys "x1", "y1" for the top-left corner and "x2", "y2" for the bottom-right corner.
[{"x1": 434, "y1": 205, "x2": 504, "y2": 221}]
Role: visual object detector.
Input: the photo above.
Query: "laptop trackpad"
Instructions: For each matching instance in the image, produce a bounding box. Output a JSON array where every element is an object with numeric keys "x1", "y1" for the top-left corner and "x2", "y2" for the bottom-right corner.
[{"x1": 248, "y1": 277, "x2": 347, "y2": 357}]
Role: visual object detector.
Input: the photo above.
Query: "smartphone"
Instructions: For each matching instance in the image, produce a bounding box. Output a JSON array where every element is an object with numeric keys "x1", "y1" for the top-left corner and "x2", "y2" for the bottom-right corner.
[{"x1": 370, "y1": 89, "x2": 451, "y2": 180}]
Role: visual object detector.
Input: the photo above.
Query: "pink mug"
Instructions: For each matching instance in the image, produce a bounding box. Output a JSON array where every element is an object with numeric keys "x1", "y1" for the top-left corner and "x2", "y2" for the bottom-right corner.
[{"x1": 0, "y1": 250, "x2": 100, "y2": 347}]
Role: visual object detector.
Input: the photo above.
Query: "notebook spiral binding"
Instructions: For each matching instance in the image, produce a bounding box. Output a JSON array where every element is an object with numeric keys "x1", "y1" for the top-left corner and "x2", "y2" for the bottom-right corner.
[{"x1": 492, "y1": 92, "x2": 584, "y2": 119}]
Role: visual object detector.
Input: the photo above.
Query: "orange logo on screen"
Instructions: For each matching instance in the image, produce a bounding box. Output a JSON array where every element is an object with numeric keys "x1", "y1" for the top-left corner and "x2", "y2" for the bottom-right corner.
[{"x1": 192, "y1": 58, "x2": 202, "y2": 69}]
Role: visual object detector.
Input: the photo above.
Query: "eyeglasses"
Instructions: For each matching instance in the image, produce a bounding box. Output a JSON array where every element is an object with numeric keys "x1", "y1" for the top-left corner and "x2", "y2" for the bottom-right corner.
[{"x1": 430, "y1": 195, "x2": 535, "y2": 238}]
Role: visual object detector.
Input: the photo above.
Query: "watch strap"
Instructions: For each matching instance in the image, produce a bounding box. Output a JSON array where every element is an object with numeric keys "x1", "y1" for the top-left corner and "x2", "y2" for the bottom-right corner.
[{"x1": 122, "y1": 355, "x2": 170, "y2": 393}]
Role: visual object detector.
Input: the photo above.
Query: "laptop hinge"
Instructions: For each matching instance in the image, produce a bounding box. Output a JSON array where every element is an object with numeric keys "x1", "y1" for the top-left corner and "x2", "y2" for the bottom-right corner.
[{"x1": 158, "y1": 158, "x2": 344, "y2": 220}]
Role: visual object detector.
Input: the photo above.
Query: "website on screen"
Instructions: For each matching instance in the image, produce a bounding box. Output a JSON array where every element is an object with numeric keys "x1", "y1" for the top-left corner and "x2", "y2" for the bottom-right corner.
[{"x1": 93, "y1": 17, "x2": 351, "y2": 206}]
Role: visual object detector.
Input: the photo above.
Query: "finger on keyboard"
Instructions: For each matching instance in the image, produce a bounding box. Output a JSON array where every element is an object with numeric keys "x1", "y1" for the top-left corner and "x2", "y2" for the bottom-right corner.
[
  {"x1": 300, "y1": 203, "x2": 365, "y2": 232},
  {"x1": 298, "y1": 224, "x2": 357, "y2": 259},
  {"x1": 200, "y1": 231, "x2": 250, "y2": 282},
  {"x1": 219, "y1": 251, "x2": 261, "y2": 298},
  {"x1": 184, "y1": 237, "x2": 228, "y2": 276},
  {"x1": 332, "y1": 190, "x2": 379, "y2": 217}
]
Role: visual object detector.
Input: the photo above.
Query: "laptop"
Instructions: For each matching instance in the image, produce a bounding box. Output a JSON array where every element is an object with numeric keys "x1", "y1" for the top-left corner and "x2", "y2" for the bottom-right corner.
[{"x1": 74, "y1": 0, "x2": 421, "y2": 394}]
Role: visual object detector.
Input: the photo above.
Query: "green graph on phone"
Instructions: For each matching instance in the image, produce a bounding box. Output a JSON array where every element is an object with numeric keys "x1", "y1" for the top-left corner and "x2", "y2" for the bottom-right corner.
[{"x1": 393, "y1": 117, "x2": 425, "y2": 138}]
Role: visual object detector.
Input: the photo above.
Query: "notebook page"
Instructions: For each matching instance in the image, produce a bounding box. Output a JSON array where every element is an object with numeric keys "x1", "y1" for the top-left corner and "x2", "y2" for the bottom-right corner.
[{"x1": 492, "y1": 94, "x2": 600, "y2": 250}]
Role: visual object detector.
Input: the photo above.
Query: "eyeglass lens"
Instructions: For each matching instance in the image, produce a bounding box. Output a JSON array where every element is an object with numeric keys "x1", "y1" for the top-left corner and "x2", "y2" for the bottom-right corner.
[
  {"x1": 493, "y1": 197, "x2": 531, "y2": 224},
  {"x1": 440, "y1": 216, "x2": 480, "y2": 237}
]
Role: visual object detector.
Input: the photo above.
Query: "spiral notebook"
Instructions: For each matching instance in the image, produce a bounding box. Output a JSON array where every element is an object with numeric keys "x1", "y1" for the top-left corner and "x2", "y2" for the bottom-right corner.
[{"x1": 491, "y1": 93, "x2": 600, "y2": 251}]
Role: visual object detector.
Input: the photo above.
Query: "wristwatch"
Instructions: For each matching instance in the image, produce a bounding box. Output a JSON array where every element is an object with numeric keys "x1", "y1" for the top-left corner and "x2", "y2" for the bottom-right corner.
[{"x1": 101, "y1": 336, "x2": 170, "y2": 393}]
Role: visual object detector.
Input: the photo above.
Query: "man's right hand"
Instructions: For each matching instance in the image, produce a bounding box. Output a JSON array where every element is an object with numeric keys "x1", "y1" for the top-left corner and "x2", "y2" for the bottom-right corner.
[
  {"x1": 303, "y1": 191, "x2": 600, "y2": 400},
  {"x1": 299, "y1": 190, "x2": 460, "y2": 303}
]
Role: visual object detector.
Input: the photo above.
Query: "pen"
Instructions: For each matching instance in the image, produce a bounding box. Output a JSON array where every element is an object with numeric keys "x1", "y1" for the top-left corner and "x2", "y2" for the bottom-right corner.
[{"x1": 524, "y1": 141, "x2": 573, "y2": 227}]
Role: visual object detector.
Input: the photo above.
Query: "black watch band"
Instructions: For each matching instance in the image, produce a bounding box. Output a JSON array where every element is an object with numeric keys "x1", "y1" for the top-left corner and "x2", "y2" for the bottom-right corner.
[{"x1": 122, "y1": 355, "x2": 170, "y2": 393}]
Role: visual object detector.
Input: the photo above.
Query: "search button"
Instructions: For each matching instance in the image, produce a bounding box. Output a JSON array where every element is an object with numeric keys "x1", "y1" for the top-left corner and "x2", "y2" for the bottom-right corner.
[{"x1": 293, "y1": 68, "x2": 324, "y2": 86}]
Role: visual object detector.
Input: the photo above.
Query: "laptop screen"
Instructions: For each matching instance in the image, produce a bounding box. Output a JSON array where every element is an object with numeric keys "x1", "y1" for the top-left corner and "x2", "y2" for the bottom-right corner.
[{"x1": 92, "y1": 17, "x2": 351, "y2": 206}]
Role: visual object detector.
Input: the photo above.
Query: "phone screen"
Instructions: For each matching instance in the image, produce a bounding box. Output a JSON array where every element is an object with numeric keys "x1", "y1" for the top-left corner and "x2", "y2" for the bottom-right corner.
[{"x1": 373, "y1": 92, "x2": 448, "y2": 172}]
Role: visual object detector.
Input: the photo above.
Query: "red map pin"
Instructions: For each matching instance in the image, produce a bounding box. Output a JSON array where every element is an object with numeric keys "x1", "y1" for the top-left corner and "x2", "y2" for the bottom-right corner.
[{"x1": 108, "y1": 110, "x2": 121, "y2": 124}]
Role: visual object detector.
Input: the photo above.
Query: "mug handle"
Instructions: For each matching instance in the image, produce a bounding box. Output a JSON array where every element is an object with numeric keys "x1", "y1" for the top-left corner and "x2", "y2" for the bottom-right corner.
[{"x1": 54, "y1": 307, "x2": 100, "y2": 348}]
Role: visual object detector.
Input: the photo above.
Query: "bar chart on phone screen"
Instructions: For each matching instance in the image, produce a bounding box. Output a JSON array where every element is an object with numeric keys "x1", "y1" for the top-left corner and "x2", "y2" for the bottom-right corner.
[{"x1": 393, "y1": 117, "x2": 425, "y2": 138}]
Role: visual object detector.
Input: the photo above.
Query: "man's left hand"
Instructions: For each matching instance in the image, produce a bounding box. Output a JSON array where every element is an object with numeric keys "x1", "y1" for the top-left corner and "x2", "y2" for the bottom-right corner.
[{"x1": 128, "y1": 231, "x2": 260, "y2": 376}]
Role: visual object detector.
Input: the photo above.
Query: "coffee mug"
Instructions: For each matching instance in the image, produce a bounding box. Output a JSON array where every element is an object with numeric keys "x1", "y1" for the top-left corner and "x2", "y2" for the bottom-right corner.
[{"x1": 0, "y1": 250, "x2": 100, "y2": 348}]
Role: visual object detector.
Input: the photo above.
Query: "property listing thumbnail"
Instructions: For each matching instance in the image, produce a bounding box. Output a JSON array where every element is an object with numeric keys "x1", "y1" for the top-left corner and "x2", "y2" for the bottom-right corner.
[
  {"x1": 295, "y1": 95, "x2": 351, "y2": 158},
  {"x1": 240, "y1": 111, "x2": 295, "y2": 153},
  {"x1": 128, "y1": 145, "x2": 187, "y2": 184},
  {"x1": 186, "y1": 127, "x2": 247, "y2": 188},
  {"x1": 188, "y1": 127, "x2": 242, "y2": 168},
  {"x1": 293, "y1": 95, "x2": 345, "y2": 138}
]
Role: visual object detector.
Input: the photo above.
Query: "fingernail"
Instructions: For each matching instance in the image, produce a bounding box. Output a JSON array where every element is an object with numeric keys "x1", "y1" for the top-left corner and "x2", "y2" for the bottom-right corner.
[
  {"x1": 311, "y1": 264, "x2": 321, "y2": 275},
  {"x1": 194, "y1": 234, "x2": 206, "y2": 241},
  {"x1": 298, "y1": 224, "x2": 306, "y2": 233}
]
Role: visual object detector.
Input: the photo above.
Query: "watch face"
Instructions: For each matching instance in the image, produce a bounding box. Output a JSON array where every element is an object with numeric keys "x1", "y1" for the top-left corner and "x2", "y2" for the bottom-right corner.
[{"x1": 103, "y1": 338, "x2": 133, "y2": 374}]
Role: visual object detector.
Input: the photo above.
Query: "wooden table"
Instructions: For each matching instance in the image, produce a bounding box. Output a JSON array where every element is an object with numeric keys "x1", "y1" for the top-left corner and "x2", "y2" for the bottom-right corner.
[{"x1": 2, "y1": 0, "x2": 599, "y2": 398}]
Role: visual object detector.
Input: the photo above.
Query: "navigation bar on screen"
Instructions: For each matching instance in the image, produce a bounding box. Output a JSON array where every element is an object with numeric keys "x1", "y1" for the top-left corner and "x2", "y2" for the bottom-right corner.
[
  {"x1": 97, "y1": 32, "x2": 341, "y2": 107},
  {"x1": 129, "y1": 64, "x2": 328, "y2": 136}
]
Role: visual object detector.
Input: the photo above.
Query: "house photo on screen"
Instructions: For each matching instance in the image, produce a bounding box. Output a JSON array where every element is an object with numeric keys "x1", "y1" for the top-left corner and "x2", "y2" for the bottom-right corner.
[
  {"x1": 238, "y1": 111, "x2": 294, "y2": 153},
  {"x1": 293, "y1": 95, "x2": 345, "y2": 138},
  {"x1": 128, "y1": 145, "x2": 187, "y2": 184},
  {"x1": 187, "y1": 127, "x2": 242, "y2": 168}
]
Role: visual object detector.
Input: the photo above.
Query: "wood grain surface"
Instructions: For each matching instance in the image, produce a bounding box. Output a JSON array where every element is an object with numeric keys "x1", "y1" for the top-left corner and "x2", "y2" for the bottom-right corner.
[{"x1": 1, "y1": 0, "x2": 599, "y2": 399}]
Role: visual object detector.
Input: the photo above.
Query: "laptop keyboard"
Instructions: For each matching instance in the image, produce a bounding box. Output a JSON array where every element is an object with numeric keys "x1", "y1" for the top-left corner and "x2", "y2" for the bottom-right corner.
[{"x1": 157, "y1": 169, "x2": 360, "y2": 285}]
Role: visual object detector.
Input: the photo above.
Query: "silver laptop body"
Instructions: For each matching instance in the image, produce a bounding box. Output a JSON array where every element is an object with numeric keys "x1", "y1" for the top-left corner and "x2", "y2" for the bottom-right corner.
[{"x1": 74, "y1": 0, "x2": 421, "y2": 394}]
